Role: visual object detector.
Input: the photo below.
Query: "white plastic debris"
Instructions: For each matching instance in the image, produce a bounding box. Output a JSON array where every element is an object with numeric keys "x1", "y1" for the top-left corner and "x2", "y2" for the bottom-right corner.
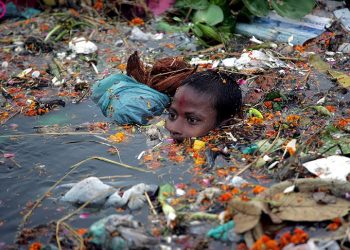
[
  {"x1": 250, "y1": 36, "x2": 263, "y2": 44},
  {"x1": 221, "y1": 50, "x2": 286, "y2": 71},
  {"x1": 303, "y1": 155, "x2": 350, "y2": 181},
  {"x1": 189, "y1": 57, "x2": 213, "y2": 66},
  {"x1": 316, "y1": 96, "x2": 326, "y2": 104},
  {"x1": 176, "y1": 188, "x2": 186, "y2": 196},
  {"x1": 56, "y1": 52, "x2": 66, "y2": 60},
  {"x1": 115, "y1": 39, "x2": 124, "y2": 46},
  {"x1": 268, "y1": 161, "x2": 279, "y2": 170},
  {"x1": 283, "y1": 185, "x2": 296, "y2": 194},
  {"x1": 106, "y1": 183, "x2": 158, "y2": 210},
  {"x1": 69, "y1": 37, "x2": 98, "y2": 54},
  {"x1": 129, "y1": 27, "x2": 163, "y2": 41},
  {"x1": 62, "y1": 177, "x2": 116, "y2": 205},
  {"x1": 338, "y1": 43, "x2": 350, "y2": 53},
  {"x1": 229, "y1": 176, "x2": 248, "y2": 187},
  {"x1": 31, "y1": 70, "x2": 40, "y2": 78},
  {"x1": 222, "y1": 58, "x2": 237, "y2": 67},
  {"x1": 287, "y1": 35, "x2": 294, "y2": 46},
  {"x1": 263, "y1": 155, "x2": 272, "y2": 162},
  {"x1": 334, "y1": 8, "x2": 350, "y2": 32},
  {"x1": 52, "y1": 77, "x2": 65, "y2": 87},
  {"x1": 1, "y1": 61, "x2": 8, "y2": 68}
]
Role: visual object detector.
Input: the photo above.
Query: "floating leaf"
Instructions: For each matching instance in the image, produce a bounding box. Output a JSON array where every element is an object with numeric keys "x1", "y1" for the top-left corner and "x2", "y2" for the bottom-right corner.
[
  {"x1": 193, "y1": 4, "x2": 224, "y2": 26},
  {"x1": 158, "y1": 183, "x2": 175, "y2": 204},
  {"x1": 311, "y1": 106, "x2": 333, "y2": 117},
  {"x1": 271, "y1": 0, "x2": 316, "y2": 19},
  {"x1": 309, "y1": 55, "x2": 350, "y2": 89},
  {"x1": 329, "y1": 70, "x2": 350, "y2": 89},
  {"x1": 248, "y1": 108, "x2": 263, "y2": 119}
]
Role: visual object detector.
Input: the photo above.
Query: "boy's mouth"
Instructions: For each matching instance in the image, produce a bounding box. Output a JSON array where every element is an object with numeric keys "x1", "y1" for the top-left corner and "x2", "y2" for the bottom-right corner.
[{"x1": 169, "y1": 133, "x2": 184, "y2": 143}]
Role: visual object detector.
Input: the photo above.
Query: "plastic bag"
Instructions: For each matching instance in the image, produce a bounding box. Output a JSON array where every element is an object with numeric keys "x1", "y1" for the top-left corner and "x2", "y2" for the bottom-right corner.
[{"x1": 92, "y1": 74, "x2": 170, "y2": 125}]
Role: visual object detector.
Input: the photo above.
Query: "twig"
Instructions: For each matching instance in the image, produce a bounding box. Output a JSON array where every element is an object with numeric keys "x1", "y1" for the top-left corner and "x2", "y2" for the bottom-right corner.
[
  {"x1": 186, "y1": 44, "x2": 225, "y2": 56},
  {"x1": 61, "y1": 222, "x2": 84, "y2": 250},
  {"x1": 98, "y1": 175, "x2": 132, "y2": 180},
  {"x1": 88, "y1": 156, "x2": 150, "y2": 172},
  {"x1": 144, "y1": 191, "x2": 157, "y2": 216},
  {"x1": 0, "y1": 132, "x2": 103, "y2": 138},
  {"x1": 234, "y1": 127, "x2": 281, "y2": 177},
  {"x1": 10, "y1": 158, "x2": 22, "y2": 168},
  {"x1": 277, "y1": 56, "x2": 306, "y2": 62},
  {"x1": 65, "y1": 140, "x2": 122, "y2": 162}
]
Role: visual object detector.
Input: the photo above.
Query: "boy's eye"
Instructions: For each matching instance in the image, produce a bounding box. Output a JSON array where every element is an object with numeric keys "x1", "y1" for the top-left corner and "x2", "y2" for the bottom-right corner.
[
  {"x1": 168, "y1": 111, "x2": 177, "y2": 121},
  {"x1": 187, "y1": 117, "x2": 200, "y2": 125}
]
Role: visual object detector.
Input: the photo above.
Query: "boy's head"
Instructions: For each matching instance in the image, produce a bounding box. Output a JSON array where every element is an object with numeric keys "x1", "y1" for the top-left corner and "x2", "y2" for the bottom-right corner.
[{"x1": 165, "y1": 70, "x2": 242, "y2": 142}]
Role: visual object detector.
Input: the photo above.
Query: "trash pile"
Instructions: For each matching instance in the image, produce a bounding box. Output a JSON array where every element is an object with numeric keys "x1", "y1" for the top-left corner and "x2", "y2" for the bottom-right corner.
[{"x1": 1, "y1": 1, "x2": 350, "y2": 250}]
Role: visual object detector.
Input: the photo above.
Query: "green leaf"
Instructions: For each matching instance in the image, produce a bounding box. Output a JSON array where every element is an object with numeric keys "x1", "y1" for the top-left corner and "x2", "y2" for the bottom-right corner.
[
  {"x1": 175, "y1": 0, "x2": 209, "y2": 10},
  {"x1": 271, "y1": 0, "x2": 316, "y2": 19},
  {"x1": 241, "y1": 0, "x2": 270, "y2": 17},
  {"x1": 172, "y1": 16, "x2": 182, "y2": 22},
  {"x1": 248, "y1": 108, "x2": 263, "y2": 119},
  {"x1": 193, "y1": 4, "x2": 224, "y2": 26},
  {"x1": 329, "y1": 70, "x2": 350, "y2": 89},
  {"x1": 311, "y1": 106, "x2": 333, "y2": 117},
  {"x1": 195, "y1": 23, "x2": 223, "y2": 42},
  {"x1": 158, "y1": 183, "x2": 175, "y2": 204},
  {"x1": 192, "y1": 25, "x2": 204, "y2": 37},
  {"x1": 155, "y1": 21, "x2": 190, "y2": 33}
]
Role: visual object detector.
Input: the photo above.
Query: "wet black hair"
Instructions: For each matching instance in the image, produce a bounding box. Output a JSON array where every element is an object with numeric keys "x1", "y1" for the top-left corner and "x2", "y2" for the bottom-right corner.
[{"x1": 180, "y1": 70, "x2": 242, "y2": 125}]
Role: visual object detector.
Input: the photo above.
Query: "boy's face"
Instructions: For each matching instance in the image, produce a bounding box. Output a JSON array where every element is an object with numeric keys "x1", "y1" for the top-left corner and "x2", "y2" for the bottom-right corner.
[{"x1": 165, "y1": 85, "x2": 217, "y2": 142}]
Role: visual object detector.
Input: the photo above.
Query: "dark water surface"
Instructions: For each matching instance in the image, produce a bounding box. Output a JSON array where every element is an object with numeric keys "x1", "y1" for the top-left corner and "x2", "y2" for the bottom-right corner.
[{"x1": 0, "y1": 100, "x2": 193, "y2": 244}]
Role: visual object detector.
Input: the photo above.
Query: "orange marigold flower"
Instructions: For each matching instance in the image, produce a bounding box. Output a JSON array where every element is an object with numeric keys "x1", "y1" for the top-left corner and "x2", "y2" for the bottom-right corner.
[
  {"x1": 264, "y1": 101, "x2": 273, "y2": 109},
  {"x1": 325, "y1": 105, "x2": 336, "y2": 113},
  {"x1": 231, "y1": 187, "x2": 240, "y2": 194},
  {"x1": 240, "y1": 194, "x2": 250, "y2": 201},
  {"x1": 252, "y1": 185, "x2": 267, "y2": 194},
  {"x1": 327, "y1": 217, "x2": 342, "y2": 231},
  {"x1": 109, "y1": 132, "x2": 125, "y2": 143},
  {"x1": 336, "y1": 118, "x2": 350, "y2": 128},
  {"x1": 252, "y1": 235, "x2": 280, "y2": 250},
  {"x1": 218, "y1": 192, "x2": 233, "y2": 202},
  {"x1": 29, "y1": 242, "x2": 42, "y2": 250},
  {"x1": 290, "y1": 228, "x2": 308, "y2": 244},
  {"x1": 294, "y1": 45, "x2": 305, "y2": 53},
  {"x1": 236, "y1": 242, "x2": 249, "y2": 250},
  {"x1": 76, "y1": 228, "x2": 88, "y2": 235},
  {"x1": 186, "y1": 188, "x2": 197, "y2": 197},
  {"x1": 93, "y1": 0, "x2": 103, "y2": 11},
  {"x1": 129, "y1": 17, "x2": 145, "y2": 26},
  {"x1": 286, "y1": 114, "x2": 301, "y2": 124},
  {"x1": 279, "y1": 232, "x2": 291, "y2": 248},
  {"x1": 117, "y1": 63, "x2": 127, "y2": 71},
  {"x1": 247, "y1": 117, "x2": 264, "y2": 125}
]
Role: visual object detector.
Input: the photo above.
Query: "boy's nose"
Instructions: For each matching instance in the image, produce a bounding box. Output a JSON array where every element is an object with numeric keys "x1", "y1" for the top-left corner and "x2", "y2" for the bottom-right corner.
[{"x1": 165, "y1": 120, "x2": 183, "y2": 141}]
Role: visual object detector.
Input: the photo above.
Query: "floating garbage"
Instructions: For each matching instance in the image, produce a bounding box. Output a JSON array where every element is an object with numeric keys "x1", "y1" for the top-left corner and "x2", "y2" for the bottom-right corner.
[
  {"x1": 303, "y1": 155, "x2": 350, "y2": 181},
  {"x1": 68, "y1": 37, "x2": 98, "y2": 54},
  {"x1": 85, "y1": 214, "x2": 158, "y2": 249},
  {"x1": 235, "y1": 12, "x2": 332, "y2": 45},
  {"x1": 106, "y1": 183, "x2": 158, "y2": 210},
  {"x1": 61, "y1": 177, "x2": 158, "y2": 210},
  {"x1": 129, "y1": 27, "x2": 163, "y2": 41},
  {"x1": 61, "y1": 177, "x2": 116, "y2": 206}
]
